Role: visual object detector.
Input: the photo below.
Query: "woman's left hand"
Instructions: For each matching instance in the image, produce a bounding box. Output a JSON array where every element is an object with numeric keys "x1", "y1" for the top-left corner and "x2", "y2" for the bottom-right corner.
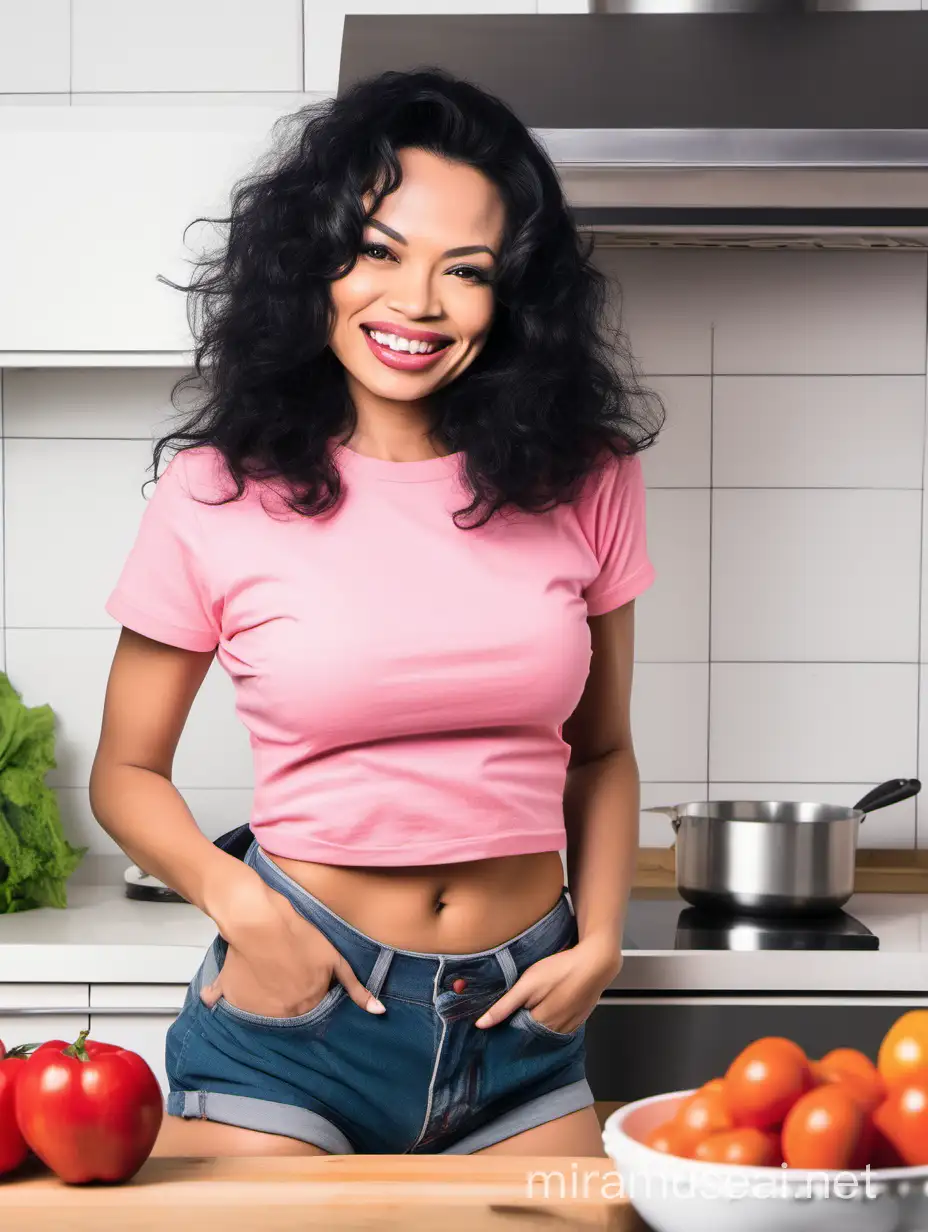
[{"x1": 474, "y1": 935, "x2": 623, "y2": 1035}]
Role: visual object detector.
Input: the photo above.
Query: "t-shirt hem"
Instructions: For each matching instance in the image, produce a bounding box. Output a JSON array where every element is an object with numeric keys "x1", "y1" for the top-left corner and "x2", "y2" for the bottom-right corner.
[
  {"x1": 105, "y1": 592, "x2": 219, "y2": 653},
  {"x1": 584, "y1": 561, "x2": 656, "y2": 617},
  {"x1": 254, "y1": 828, "x2": 568, "y2": 867}
]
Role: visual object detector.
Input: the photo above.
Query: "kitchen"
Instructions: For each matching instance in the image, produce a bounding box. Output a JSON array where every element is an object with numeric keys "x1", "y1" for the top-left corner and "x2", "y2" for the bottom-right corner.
[{"x1": 4, "y1": 0, "x2": 928, "y2": 1226}]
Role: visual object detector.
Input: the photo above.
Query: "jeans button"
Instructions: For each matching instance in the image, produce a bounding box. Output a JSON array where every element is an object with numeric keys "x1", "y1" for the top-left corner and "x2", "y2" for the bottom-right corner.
[{"x1": 451, "y1": 977, "x2": 467, "y2": 993}]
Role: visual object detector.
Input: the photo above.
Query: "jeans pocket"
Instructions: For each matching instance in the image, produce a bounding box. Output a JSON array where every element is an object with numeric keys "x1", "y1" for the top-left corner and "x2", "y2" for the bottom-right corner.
[
  {"x1": 209, "y1": 934, "x2": 347, "y2": 1030},
  {"x1": 214, "y1": 982, "x2": 347, "y2": 1030},
  {"x1": 511, "y1": 1005, "x2": 585, "y2": 1043}
]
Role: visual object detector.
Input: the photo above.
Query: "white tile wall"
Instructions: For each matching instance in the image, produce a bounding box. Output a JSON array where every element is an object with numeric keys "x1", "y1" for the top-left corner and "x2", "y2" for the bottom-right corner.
[
  {"x1": 616, "y1": 250, "x2": 928, "y2": 850},
  {"x1": 711, "y1": 489, "x2": 921, "y2": 663}
]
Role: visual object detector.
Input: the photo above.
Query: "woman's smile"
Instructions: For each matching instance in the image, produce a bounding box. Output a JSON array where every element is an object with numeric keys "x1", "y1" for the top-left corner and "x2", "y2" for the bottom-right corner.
[{"x1": 361, "y1": 323, "x2": 454, "y2": 371}]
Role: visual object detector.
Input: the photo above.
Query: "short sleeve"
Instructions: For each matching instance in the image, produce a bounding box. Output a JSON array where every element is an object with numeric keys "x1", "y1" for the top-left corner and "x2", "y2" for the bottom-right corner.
[
  {"x1": 579, "y1": 450, "x2": 656, "y2": 617},
  {"x1": 105, "y1": 450, "x2": 221, "y2": 652}
]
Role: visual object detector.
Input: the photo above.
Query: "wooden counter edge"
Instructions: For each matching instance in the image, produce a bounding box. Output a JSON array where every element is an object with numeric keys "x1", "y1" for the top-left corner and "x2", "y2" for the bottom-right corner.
[{"x1": 0, "y1": 1155, "x2": 643, "y2": 1230}]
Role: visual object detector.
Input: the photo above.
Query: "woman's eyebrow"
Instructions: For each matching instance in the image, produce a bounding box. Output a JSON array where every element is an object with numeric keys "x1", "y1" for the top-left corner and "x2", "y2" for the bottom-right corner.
[{"x1": 368, "y1": 218, "x2": 496, "y2": 260}]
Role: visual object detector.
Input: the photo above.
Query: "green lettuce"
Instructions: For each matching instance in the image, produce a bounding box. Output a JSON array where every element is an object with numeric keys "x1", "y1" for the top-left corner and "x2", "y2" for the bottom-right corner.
[{"x1": 0, "y1": 673, "x2": 86, "y2": 912}]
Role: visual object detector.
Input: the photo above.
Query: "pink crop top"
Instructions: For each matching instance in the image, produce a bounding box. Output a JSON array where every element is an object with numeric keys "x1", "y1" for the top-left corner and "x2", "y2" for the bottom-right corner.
[{"x1": 105, "y1": 441, "x2": 655, "y2": 866}]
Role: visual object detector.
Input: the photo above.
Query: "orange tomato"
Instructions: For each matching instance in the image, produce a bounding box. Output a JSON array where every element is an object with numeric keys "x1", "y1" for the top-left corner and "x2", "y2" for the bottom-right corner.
[
  {"x1": 782, "y1": 1084, "x2": 871, "y2": 1170},
  {"x1": 724, "y1": 1037, "x2": 813, "y2": 1130},
  {"x1": 693, "y1": 1128, "x2": 780, "y2": 1167},
  {"x1": 815, "y1": 1049, "x2": 886, "y2": 1114},
  {"x1": 872, "y1": 1078, "x2": 928, "y2": 1167},
  {"x1": 701, "y1": 1078, "x2": 727, "y2": 1096},
  {"x1": 878, "y1": 1012, "x2": 928, "y2": 1090},
  {"x1": 671, "y1": 1082, "x2": 735, "y2": 1151},
  {"x1": 644, "y1": 1119, "x2": 696, "y2": 1158}
]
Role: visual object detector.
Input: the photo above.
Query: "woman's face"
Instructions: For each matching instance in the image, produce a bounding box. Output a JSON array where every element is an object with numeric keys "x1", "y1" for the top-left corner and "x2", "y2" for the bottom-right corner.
[{"x1": 327, "y1": 147, "x2": 506, "y2": 409}]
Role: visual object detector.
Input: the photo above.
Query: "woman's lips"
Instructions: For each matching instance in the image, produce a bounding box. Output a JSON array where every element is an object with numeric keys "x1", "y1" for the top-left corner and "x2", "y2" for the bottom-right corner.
[{"x1": 362, "y1": 327, "x2": 452, "y2": 371}]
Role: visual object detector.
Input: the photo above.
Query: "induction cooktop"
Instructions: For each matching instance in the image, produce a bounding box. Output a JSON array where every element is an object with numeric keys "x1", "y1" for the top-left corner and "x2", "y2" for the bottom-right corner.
[{"x1": 623, "y1": 896, "x2": 879, "y2": 952}]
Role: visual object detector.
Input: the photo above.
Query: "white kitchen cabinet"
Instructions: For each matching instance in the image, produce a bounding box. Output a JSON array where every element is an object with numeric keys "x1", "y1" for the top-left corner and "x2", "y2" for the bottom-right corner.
[
  {"x1": 89, "y1": 985, "x2": 187, "y2": 1095},
  {"x1": 0, "y1": 0, "x2": 70, "y2": 95},
  {"x1": 71, "y1": 0, "x2": 304, "y2": 94},
  {"x1": 0, "y1": 107, "x2": 290, "y2": 357},
  {"x1": 304, "y1": 2, "x2": 537, "y2": 96},
  {"x1": 0, "y1": 984, "x2": 90, "y2": 1051}
]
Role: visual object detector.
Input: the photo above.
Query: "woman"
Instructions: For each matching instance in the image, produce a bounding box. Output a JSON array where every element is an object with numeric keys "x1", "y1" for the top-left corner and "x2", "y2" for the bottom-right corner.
[{"x1": 90, "y1": 67, "x2": 662, "y2": 1158}]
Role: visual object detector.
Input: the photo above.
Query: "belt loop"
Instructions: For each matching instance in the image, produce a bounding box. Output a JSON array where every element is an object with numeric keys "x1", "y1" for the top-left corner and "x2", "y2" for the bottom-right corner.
[
  {"x1": 367, "y1": 946, "x2": 395, "y2": 1001},
  {"x1": 494, "y1": 945, "x2": 519, "y2": 991}
]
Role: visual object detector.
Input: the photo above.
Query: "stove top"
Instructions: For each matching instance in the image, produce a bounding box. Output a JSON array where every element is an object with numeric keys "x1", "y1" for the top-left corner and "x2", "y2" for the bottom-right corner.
[{"x1": 624, "y1": 896, "x2": 880, "y2": 951}]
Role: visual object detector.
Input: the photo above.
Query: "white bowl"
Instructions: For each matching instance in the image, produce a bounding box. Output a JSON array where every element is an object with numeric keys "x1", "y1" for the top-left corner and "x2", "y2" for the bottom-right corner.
[{"x1": 602, "y1": 1089, "x2": 928, "y2": 1232}]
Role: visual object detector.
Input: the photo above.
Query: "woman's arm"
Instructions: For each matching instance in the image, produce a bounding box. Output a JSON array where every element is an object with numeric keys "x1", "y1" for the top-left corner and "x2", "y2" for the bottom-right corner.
[
  {"x1": 89, "y1": 626, "x2": 263, "y2": 927},
  {"x1": 561, "y1": 599, "x2": 640, "y2": 964},
  {"x1": 90, "y1": 626, "x2": 382, "y2": 1018}
]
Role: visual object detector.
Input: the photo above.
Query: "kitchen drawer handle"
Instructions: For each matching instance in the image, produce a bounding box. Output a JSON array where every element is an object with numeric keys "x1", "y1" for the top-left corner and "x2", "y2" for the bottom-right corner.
[{"x1": 0, "y1": 1007, "x2": 183, "y2": 1017}]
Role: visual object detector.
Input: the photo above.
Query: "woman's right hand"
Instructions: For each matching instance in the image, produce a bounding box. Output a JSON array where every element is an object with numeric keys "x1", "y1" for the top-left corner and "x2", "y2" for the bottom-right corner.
[{"x1": 199, "y1": 865, "x2": 385, "y2": 1018}]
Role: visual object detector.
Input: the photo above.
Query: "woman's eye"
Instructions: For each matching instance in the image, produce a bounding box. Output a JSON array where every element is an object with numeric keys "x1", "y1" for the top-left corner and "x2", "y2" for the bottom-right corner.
[
  {"x1": 361, "y1": 242, "x2": 391, "y2": 261},
  {"x1": 452, "y1": 266, "x2": 492, "y2": 285},
  {"x1": 360, "y1": 243, "x2": 491, "y2": 285}
]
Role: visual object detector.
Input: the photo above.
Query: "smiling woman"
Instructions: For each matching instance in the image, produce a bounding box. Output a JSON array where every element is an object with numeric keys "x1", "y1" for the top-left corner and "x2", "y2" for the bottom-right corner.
[
  {"x1": 91, "y1": 67, "x2": 663, "y2": 1162},
  {"x1": 327, "y1": 149, "x2": 503, "y2": 405}
]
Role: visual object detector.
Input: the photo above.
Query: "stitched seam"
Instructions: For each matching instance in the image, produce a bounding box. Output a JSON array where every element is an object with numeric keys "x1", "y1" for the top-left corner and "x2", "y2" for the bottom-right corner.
[
  {"x1": 170, "y1": 1018, "x2": 196, "y2": 1082},
  {"x1": 406, "y1": 959, "x2": 446, "y2": 1152},
  {"x1": 516, "y1": 1007, "x2": 583, "y2": 1042},
  {"x1": 215, "y1": 984, "x2": 346, "y2": 1029}
]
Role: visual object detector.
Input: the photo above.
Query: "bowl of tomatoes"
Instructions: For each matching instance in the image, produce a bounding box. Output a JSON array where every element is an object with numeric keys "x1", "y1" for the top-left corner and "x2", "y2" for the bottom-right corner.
[{"x1": 602, "y1": 1012, "x2": 928, "y2": 1232}]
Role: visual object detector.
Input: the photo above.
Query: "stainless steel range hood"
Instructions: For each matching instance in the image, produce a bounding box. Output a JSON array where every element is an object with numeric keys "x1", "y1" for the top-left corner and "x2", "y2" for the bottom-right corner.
[{"x1": 338, "y1": 9, "x2": 928, "y2": 248}]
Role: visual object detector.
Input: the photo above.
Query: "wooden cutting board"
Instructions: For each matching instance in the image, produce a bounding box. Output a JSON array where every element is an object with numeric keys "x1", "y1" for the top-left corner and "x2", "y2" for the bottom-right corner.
[{"x1": 0, "y1": 1155, "x2": 651, "y2": 1231}]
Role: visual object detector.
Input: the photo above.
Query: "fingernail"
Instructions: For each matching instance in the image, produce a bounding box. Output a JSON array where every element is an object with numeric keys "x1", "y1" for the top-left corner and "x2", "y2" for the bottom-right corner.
[
  {"x1": 474, "y1": 1016, "x2": 488, "y2": 1028},
  {"x1": 366, "y1": 996, "x2": 386, "y2": 1013}
]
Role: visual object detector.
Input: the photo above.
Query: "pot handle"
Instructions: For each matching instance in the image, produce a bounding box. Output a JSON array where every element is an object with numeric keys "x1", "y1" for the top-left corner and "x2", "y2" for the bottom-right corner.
[
  {"x1": 644, "y1": 805, "x2": 681, "y2": 832},
  {"x1": 853, "y1": 778, "x2": 921, "y2": 819}
]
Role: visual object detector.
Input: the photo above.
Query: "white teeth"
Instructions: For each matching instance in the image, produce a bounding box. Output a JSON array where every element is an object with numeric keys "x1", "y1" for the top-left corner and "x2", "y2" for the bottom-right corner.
[{"x1": 367, "y1": 329, "x2": 442, "y2": 355}]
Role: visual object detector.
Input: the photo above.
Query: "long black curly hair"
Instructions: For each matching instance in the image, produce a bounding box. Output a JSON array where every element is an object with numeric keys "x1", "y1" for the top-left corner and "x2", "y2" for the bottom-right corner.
[{"x1": 153, "y1": 67, "x2": 664, "y2": 529}]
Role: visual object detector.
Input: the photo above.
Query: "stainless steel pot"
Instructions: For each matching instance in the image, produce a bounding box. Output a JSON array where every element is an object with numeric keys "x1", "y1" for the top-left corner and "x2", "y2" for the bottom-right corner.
[{"x1": 647, "y1": 778, "x2": 921, "y2": 917}]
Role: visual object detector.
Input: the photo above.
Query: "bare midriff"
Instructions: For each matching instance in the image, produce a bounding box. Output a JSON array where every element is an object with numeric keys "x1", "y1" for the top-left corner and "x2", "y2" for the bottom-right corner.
[{"x1": 264, "y1": 849, "x2": 568, "y2": 954}]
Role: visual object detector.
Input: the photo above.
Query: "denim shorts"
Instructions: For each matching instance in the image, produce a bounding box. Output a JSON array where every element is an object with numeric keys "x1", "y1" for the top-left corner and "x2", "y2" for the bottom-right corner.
[{"x1": 165, "y1": 842, "x2": 594, "y2": 1154}]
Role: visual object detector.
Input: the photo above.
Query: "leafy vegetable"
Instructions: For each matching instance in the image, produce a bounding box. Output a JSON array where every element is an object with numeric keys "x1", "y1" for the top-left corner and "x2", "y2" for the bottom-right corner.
[{"x1": 0, "y1": 673, "x2": 85, "y2": 912}]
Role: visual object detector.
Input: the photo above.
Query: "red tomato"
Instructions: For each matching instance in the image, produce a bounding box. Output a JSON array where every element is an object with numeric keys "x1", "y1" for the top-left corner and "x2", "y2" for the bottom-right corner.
[
  {"x1": 724, "y1": 1038, "x2": 813, "y2": 1130},
  {"x1": 782, "y1": 1084, "x2": 871, "y2": 1170},
  {"x1": 878, "y1": 1012, "x2": 928, "y2": 1090},
  {"x1": 815, "y1": 1050, "x2": 886, "y2": 1115},
  {"x1": 15, "y1": 1029, "x2": 163, "y2": 1184},
  {"x1": 0, "y1": 1039, "x2": 5, "y2": 1062},
  {"x1": 693, "y1": 1128, "x2": 780, "y2": 1167},
  {"x1": 0, "y1": 1055, "x2": 29, "y2": 1175},
  {"x1": 672, "y1": 1082, "x2": 735, "y2": 1151},
  {"x1": 872, "y1": 1078, "x2": 928, "y2": 1167},
  {"x1": 28, "y1": 1037, "x2": 121, "y2": 1060},
  {"x1": 644, "y1": 1119, "x2": 696, "y2": 1157}
]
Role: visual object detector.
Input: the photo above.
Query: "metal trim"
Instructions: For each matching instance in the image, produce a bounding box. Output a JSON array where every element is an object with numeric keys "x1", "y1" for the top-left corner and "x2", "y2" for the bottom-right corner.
[{"x1": 535, "y1": 128, "x2": 928, "y2": 169}]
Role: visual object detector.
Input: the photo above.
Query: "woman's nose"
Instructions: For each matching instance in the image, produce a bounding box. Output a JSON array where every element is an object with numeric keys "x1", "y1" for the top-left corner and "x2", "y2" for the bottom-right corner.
[{"x1": 386, "y1": 270, "x2": 442, "y2": 321}]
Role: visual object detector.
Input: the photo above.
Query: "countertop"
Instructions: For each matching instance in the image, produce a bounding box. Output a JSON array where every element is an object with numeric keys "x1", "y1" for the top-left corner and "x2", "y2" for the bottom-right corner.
[
  {"x1": 1, "y1": 883, "x2": 928, "y2": 993},
  {"x1": 0, "y1": 1155, "x2": 642, "y2": 1231}
]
